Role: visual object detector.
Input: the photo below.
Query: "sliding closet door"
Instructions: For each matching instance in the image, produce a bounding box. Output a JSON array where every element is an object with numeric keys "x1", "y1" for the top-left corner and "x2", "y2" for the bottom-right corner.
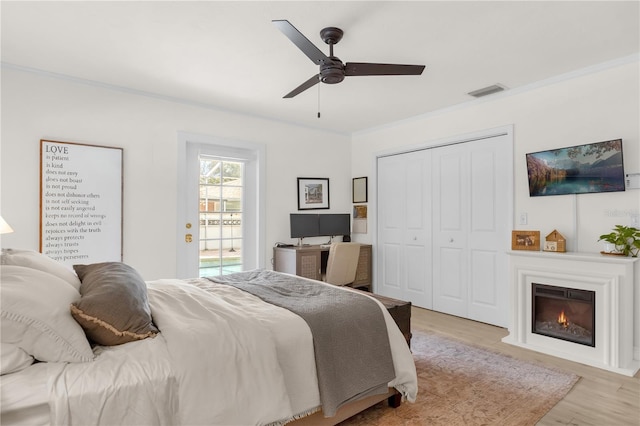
[
  {"x1": 377, "y1": 150, "x2": 432, "y2": 309},
  {"x1": 432, "y1": 135, "x2": 510, "y2": 327}
]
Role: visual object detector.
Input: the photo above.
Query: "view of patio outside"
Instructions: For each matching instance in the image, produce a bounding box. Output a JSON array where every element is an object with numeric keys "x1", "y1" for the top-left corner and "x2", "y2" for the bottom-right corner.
[{"x1": 199, "y1": 157, "x2": 243, "y2": 277}]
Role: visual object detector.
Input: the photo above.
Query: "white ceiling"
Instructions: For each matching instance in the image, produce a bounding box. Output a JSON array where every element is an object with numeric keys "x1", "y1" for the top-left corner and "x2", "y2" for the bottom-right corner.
[{"x1": 2, "y1": 1, "x2": 639, "y2": 134}]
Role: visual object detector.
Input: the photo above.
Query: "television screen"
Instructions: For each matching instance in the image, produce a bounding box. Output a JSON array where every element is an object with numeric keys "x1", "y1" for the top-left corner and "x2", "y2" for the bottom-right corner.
[
  {"x1": 319, "y1": 214, "x2": 350, "y2": 237},
  {"x1": 290, "y1": 214, "x2": 319, "y2": 238},
  {"x1": 526, "y1": 139, "x2": 625, "y2": 197}
]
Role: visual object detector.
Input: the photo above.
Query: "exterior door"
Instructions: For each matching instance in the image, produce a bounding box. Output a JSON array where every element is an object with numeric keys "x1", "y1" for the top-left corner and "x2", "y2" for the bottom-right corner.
[
  {"x1": 176, "y1": 132, "x2": 265, "y2": 279},
  {"x1": 377, "y1": 149, "x2": 432, "y2": 309}
]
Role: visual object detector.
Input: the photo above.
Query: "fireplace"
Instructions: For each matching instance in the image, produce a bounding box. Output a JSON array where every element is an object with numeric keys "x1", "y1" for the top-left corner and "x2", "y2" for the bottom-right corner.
[
  {"x1": 504, "y1": 251, "x2": 639, "y2": 376},
  {"x1": 532, "y1": 283, "x2": 595, "y2": 347}
]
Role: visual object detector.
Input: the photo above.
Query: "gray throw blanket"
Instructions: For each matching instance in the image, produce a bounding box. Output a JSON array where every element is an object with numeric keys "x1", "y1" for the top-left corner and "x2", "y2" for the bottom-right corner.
[{"x1": 207, "y1": 269, "x2": 395, "y2": 417}]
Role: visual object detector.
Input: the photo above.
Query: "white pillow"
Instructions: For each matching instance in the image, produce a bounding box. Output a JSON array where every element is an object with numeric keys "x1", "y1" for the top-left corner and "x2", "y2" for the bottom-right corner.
[
  {"x1": 1, "y1": 249, "x2": 81, "y2": 291},
  {"x1": 1, "y1": 343, "x2": 34, "y2": 375},
  {"x1": 0, "y1": 265, "x2": 94, "y2": 363}
]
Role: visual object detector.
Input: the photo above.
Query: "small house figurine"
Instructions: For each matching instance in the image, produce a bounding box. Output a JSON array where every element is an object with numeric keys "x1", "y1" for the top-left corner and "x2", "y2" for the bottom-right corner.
[{"x1": 544, "y1": 229, "x2": 566, "y2": 252}]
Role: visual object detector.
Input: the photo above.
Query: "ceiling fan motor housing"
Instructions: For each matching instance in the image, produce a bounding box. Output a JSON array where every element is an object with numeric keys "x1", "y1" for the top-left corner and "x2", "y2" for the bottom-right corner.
[{"x1": 320, "y1": 57, "x2": 345, "y2": 84}]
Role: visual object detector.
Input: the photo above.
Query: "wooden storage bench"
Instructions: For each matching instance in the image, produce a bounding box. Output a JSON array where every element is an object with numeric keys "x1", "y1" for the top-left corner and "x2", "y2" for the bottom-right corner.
[{"x1": 356, "y1": 290, "x2": 412, "y2": 347}]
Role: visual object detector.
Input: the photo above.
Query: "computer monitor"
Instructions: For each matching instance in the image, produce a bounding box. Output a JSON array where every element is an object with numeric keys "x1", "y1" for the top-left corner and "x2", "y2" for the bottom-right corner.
[
  {"x1": 319, "y1": 213, "x2": 350, "y2": 237},
  {"x1": 290, "y1": 214, "x2": 319, "y2": 238}
]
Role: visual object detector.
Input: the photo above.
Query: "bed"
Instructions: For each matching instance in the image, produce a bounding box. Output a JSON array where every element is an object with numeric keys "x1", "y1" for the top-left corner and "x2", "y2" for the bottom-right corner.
[{"x1": 0, "y1": 249, "x2": 417, "y2": 425}]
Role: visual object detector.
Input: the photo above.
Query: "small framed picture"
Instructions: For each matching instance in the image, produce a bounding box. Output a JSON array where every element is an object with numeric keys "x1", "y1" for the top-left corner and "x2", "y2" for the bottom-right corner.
[
  {"x1": 297, "y1": 178, "x2": 329, "y2": 210},
  {"x1": 511, "y1": 230, "x2": 541, "y2": 251},
  {"x1": 352, "y1": 177, "x2": 368, "y2": 203},
  {"x1": 352, "y1": 205, "x2": 368, "y2": 234}
]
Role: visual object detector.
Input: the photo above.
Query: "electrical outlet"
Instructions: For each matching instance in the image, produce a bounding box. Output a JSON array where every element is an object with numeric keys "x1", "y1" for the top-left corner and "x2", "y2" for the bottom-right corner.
[
  {"x1": 519, "y1": 213, "x2": 528, "y2": 225},
  {"x1": 631, "y1": 214, "x2": 640, "y2": 228}
]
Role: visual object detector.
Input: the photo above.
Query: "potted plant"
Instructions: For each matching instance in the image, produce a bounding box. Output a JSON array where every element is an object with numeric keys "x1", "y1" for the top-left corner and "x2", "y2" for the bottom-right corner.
[{"x1": 598, "y1": 225, "x2": 640, "y2": 257}]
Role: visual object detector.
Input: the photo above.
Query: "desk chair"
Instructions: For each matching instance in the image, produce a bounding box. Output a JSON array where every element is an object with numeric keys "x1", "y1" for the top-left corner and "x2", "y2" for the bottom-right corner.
[{"x1": 324, "y1": 242, "x2": 361, "y2": 286}]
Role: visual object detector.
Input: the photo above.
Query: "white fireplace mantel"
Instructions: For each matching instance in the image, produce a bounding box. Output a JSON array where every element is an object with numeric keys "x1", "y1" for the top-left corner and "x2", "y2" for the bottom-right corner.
[{"x1": 503, "y1": 251, "x2": 639, "y2": 376}]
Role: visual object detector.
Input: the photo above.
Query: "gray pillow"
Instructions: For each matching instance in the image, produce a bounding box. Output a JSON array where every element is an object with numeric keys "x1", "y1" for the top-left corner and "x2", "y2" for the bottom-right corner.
[{"x1": 71, "y1": 262, "x2": 159, "y2": 346}]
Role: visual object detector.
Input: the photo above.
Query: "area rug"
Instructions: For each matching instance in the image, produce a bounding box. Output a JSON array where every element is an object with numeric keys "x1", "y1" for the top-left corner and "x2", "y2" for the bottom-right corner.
[{"x1": 340, "y1": 330, "x2": 580, "y2": 425}]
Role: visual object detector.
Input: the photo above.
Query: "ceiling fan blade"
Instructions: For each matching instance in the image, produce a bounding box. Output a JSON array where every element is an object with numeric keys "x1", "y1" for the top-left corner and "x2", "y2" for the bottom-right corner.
[
  {"x1": 345, "y1": 62, "x2": 425, "y2": 76},
  {"x1": 272, "y1": 20, "x2": 328, "y2": 65},
  {"x1": 284, "y1": 74, "x2": 320, "y2": 98}
]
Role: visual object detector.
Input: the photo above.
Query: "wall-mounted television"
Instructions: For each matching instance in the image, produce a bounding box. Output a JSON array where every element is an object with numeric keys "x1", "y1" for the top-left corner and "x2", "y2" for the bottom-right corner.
[
  {"x1": 526, "y1": 139, "x2": 625, "y2": 197},
  {"x1": 290, "y1": 214, "x2": 319, "y2": 238},
  {"x1": 319, "y1": 214, "x2": 350, "y2": 237}
]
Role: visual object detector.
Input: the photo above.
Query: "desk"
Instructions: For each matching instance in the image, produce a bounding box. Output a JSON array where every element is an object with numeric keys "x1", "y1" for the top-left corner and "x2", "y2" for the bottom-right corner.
[{"x1": 273, "y1": 244, "x2": 372, "y2": 291}]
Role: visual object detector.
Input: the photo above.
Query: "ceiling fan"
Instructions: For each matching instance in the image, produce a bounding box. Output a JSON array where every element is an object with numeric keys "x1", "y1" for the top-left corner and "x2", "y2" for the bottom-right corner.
[{"x1": 273, "y1": 20, "x2": 426, "y2": 98}]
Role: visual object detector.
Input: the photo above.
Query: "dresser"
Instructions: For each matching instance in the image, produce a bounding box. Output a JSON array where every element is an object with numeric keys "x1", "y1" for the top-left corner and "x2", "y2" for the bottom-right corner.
[{"x1": 273, "y1": 244, "x2": 372, "y2": 291}]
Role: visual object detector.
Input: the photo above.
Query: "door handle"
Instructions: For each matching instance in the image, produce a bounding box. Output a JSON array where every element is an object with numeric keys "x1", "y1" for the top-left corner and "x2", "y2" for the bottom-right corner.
[{"x1": 185, "y1": 233, "x2": 193, "y2": 243}]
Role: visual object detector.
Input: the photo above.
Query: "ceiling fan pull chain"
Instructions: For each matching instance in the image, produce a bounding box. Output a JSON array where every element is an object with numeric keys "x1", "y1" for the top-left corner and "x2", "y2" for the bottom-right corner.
[{"x1": 317, "y1": 79, "x2": 321, "y2": 118}]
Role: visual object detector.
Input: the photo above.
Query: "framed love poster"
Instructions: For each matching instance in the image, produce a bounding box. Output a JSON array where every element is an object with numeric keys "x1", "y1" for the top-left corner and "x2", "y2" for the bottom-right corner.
[{"x1": 40, "y1": 140, "x2": 123, "y2": 267}]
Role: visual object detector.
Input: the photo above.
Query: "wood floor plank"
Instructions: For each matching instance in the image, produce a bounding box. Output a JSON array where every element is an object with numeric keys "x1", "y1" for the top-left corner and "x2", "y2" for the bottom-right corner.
[{"x1": 411, "y1": 307, "x2": 640, "y2": 425}]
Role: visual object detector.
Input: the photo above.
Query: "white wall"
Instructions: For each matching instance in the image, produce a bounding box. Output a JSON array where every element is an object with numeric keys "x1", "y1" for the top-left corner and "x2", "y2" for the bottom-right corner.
[
  {"x1": 0, "y1": 68, "x2": 352, "y2": 279},
  {"x1": 2, "y1": 58, "x2": 639, "y2": 354},
  {"x1": 351, "y1": 60, "x2": 640, "y2": 252},
  {"x1": 350, "y1": 59, "x2": 640, "y2": 355}
]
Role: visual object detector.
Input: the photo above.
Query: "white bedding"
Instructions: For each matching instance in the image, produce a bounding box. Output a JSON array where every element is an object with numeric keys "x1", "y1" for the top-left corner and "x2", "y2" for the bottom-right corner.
[
  {"x1": 1, "y1": 276, "x2": 417, "y2": 426},
  {"x1": 48, "y1": 334, "x2": 178, "y2": 425},
  {"x1": 0, "y1": 362, "x2": 51, "y2": 426},
  {"x1": 146, "y1": 278, "x2": 319, "y2": 425},
  {"x1": 1, "y1": 336, "x2": 177, "y2": 426}
]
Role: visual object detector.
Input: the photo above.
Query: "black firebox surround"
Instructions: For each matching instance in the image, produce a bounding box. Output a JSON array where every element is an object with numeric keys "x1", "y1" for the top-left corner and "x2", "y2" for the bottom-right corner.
[{"x1": 532, "y1": 283, "x2": 596, "y2": 347}]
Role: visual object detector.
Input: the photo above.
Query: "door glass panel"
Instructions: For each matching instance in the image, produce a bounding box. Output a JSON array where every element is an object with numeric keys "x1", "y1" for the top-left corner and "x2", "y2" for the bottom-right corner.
[{"x1": 199, "y1": 157, "x2": 243, "y2": 276}]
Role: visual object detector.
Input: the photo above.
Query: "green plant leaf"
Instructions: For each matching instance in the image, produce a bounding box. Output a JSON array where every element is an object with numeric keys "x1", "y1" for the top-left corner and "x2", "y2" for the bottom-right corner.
[{"x1": 598, "y1": 225, "x2": 640, "y2": 256}]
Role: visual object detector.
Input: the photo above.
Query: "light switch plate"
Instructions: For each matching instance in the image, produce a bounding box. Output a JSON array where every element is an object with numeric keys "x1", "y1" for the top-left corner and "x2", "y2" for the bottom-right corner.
[
  {"x1": 519, "y1": 213, "x2": 528, "y2": 225},
  {"x1": 626, "y1": 173, "x2": 640, "y2": 189}
]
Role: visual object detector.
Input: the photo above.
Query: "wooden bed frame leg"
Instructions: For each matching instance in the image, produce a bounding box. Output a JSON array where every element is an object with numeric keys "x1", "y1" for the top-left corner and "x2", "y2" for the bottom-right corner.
[{"x1": 387, "y1": 391, "x2": 402, "y2": 408}]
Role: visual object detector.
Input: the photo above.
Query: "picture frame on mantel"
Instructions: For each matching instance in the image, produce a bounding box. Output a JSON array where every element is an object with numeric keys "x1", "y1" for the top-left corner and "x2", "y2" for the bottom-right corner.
[
  {"x1": 297, "y1": 177, "x2": 329, "y2": 210},
  {"x1": 511, "y1": 230, "x2": 541, "y2": 251},
  {"x1": 352, "y1": 177, "x2": 368, "y2": 203}
]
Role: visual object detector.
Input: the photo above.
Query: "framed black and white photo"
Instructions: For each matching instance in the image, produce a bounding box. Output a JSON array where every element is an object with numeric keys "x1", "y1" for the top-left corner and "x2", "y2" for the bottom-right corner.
[
  {"x1": 352, "y1": 176, "x2": 368, "y2": 203},
  {"x1": 297, "y1": 177, "x2": 329, "y2": 210}
]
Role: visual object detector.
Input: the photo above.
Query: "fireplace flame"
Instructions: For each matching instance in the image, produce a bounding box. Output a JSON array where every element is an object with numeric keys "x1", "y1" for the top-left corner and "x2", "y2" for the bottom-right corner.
[{"x1": 557, "y1": 310, "x2": 568, "y2": 328}]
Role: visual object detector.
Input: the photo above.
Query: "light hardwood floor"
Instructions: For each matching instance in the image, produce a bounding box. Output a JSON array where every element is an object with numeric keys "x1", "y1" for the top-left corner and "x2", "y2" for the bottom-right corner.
[{"x1": 411, "y1": 306, "x2": 640, "y2": 426}]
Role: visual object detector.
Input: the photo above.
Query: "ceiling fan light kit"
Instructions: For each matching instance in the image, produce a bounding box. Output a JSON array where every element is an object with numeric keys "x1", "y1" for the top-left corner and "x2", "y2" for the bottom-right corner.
[{"x1": 273, "y1": 19, "x2": 426, "y2": 98}]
